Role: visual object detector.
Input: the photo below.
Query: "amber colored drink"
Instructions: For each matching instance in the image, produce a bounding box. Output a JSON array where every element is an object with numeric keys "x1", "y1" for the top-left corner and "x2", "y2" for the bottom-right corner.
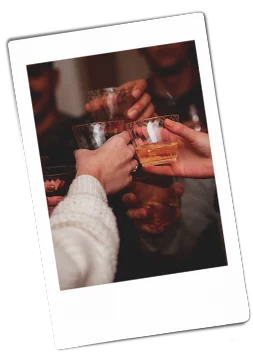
[
  {"x1": 135, "y1": 141, "x2": 178, "y2": 167},
  {"x1": 144, "y1": 201, "x2": 179, "y2": 229}
]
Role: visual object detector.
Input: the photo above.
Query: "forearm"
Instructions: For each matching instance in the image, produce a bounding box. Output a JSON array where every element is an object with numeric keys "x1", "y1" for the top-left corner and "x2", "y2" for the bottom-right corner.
[{"x1": 50, "y1": 175, "x2": 119, "y2": 290}]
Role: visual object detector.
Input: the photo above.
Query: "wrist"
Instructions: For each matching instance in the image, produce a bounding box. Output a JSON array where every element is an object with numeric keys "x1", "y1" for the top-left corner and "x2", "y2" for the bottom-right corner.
[{"x1": 77, "y1": 166, "x2": 104, "y2": 186}]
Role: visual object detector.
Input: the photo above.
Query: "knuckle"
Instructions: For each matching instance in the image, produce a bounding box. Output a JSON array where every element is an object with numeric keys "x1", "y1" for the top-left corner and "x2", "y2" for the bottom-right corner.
[
  {"x1": 143, "y1": 103, "x2": 155, "y2": 119},
  {"x1": 134, "y1": 93, "x2": 151, "y2": 112},
  {"x1": 116, "y1": 133, "x2": 126, "y2": 145},
  {"x1": 117, "y1": 135, "x2": 126, "y2": 146}
]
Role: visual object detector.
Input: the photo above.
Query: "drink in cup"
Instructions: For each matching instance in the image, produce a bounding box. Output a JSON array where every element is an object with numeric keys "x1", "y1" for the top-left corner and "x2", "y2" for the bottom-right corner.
[
  {"x1": 126, "y1": 115, "x2": 179, "y2": 167},
  {"x1": 126, "y1": 176, "x2": 180, "y2": 234},
  {"x1": 72, "y1": 120, "x2": 125, "y2": 150},
  {"x1": 86, "y1": 87, "x2": 135, "y2": 121}
]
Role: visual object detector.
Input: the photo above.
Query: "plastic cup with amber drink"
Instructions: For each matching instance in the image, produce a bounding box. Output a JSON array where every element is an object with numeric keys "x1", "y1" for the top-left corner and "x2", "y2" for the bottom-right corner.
[
  {"x1": 86, "y1": 87, "x2": 135, "y2": 122},
  {"x1": 125, "y1": 115, "x2": 180, "y2": 233},
  {"x1": 126, "y1": 176, "x2": 180, "y2": 234},
  {"x1": 72, "y1": 120, "x2": 125, "y2": 150},
  {"x1": 126, "y1": 115, "x2": 179, "y2": 167}
]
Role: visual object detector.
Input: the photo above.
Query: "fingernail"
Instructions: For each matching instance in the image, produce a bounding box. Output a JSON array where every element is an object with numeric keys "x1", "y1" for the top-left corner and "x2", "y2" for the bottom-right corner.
[
  {"x1": 128, "y1": 109, "x2": 138, "y2": 119},
  {"x1": 132, "y1": 89, "x2": 142, "y2": 99},
  {"x1": 165, "y1": 119, "x2": 175, "y2": 128}
]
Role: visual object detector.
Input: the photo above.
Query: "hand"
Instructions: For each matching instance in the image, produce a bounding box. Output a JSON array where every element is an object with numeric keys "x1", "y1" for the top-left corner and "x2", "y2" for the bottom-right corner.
[
  {"x1": 44, "y1": 180, "x2": 65, "y2": 216},
  {"x1": 143, "y1": 119, "x2": 214, "y2": 178},
  {"x1": 119, "y1": 79, "x2": 155, "y2": 121},
  {"x1": 85, "y1": 79, "x2": 155, "y2": 121},
  {"x1": 75, "y1": 131, "x2": 138, "y2": 195},
  {"x1": 122, "y1": 182, "x2": 184, "y2": 234}
]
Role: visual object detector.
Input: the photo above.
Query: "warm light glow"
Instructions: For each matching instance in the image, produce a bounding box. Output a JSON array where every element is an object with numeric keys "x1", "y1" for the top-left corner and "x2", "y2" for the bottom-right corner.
[
  {"x1": 107, "y1": 93, "x2": 114, "y2": 120},
  {"x1": 147, "y1": 120, "x2": 160, "y2": 143},
  {"x1": 192, "y1": 114, "x2": 199, "y2": 122},
  {"x1": 194, "y1": 125, "x2": 201, "y2": 132},
  {"x1": 93, "y1": 124, "x2": 106, "y2": 147}
]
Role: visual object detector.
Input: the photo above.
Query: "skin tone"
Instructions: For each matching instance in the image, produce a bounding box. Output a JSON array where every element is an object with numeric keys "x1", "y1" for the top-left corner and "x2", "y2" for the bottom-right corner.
[
  {"x1": 122, "y1": 120, "x2": 214, "y2": 228},
  {"x1": 143, "y1": 119, "x2": 214, "y2": 178},
  {"x1": 28, "y1": 64, "x2": 154, "y2": 213},
  {"x1": 85, "y1": 79, "x2": 155, "y2": 121},
  {"x1": 75, "y1": 131, "x2": 137, "y2": 194},
  {"x1": 122, "y1": 42, "x2": 208, "y2": 230},
  {"x1": 122, "y1": 182, "x2": 184, "y2": 233}
]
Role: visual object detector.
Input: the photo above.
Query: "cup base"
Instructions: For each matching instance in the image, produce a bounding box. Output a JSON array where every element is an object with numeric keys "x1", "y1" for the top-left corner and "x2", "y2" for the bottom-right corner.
[{"x1": 141, "y1": 157, "x2": 177, "y2": 167}]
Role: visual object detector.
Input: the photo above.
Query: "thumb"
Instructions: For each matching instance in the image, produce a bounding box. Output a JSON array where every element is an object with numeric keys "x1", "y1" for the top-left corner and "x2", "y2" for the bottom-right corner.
[{"x1": 164, "y1": 119, "x2": 199, "y2": 143}]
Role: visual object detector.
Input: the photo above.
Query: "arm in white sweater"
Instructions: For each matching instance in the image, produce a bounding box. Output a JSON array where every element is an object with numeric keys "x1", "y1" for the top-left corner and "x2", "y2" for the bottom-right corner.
[{"x1": 50, "y1": 175, "x2": 119, "y2": 290}]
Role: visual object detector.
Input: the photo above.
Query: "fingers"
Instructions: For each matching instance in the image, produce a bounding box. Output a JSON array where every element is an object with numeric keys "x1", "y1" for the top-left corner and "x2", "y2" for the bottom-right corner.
[
  {"x1": 120, "y1": 79, "x2": 147, "y2": 100},
  {"x1": 122, "y1": 193, "x2": 139, "y2": 207},
  {"x1": 127, "y1": 93, "x2": 151, "y2": 120},
  {"x1": 126, "y1": 208, "x2": 148, "y2": 220},
  {"x1": 85, "y1": 95, "x2": 108, "y2": 113},
  {"x1": 127, "y1": 144, "x2": 135, "y2": 155},
  {"x1": 59, "y1": 180, "x2": 65, "y2": 188},
  {"x1": 164, "y1": 119, "x2": 200, "y2": 144},
  {"x1": 44, "y1": 179, "x2": 65, "y2": 192},
  {"x1": 54, "y1": 179, "x2": 61, "y2": 191},
  {"x1": 129, "y1": 159, "x2": 138, "y2": 173},
  {"x1": 117, "y1": 130, "x2": 131, "y2": 145},
  {"x1": 135, "y1": 103, "x2": 155, "y2": 122},
  {"x1": 47, "y1": 196, "x2": 64, "y2": 207},
  {"x1": 45, "y1": 180, "x2": 56, "y2": 192},
  {"x1": 131, "y1": 79, "x2": 147, "y2": 99}
]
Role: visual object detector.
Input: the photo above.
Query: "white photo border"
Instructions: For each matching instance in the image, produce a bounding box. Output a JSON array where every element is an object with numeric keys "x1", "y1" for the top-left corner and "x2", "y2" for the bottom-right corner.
[{"x1": 8, "y1": 13, "x2": 249, "y2": 350}]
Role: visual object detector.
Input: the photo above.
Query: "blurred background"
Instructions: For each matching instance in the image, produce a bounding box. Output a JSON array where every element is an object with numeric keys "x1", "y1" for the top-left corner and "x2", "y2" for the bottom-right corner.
[{"x1": 54, "y1": 49, "x2": 150, "y2": 117}]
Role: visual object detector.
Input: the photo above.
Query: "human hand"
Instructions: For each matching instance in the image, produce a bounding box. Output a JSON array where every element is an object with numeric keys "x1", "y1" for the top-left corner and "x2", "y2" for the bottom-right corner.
[
  {"x1": 122, "y1": 182, "x2": 184, "y2": 234},
  {"x1": 75, "y1": 131, "x2": 138, "y2": 195},
  {"x1": 44, "y1": 180, "x2": 65, "y2": 216},
  {"x1": 119, "y1": 79, "x2": 155, "y2": 121},
  {"x1": 85, "y1": 79, "x2": 155, "y2": 121},
  {"x1": 143, "y1": 119, "x2": 214, "y2": 178}
]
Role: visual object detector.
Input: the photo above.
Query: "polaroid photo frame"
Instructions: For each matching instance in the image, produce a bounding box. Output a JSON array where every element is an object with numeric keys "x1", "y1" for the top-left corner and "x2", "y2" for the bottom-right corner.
[{"x1": 8, "y1": 13, "x2": 249, "y2": 350}]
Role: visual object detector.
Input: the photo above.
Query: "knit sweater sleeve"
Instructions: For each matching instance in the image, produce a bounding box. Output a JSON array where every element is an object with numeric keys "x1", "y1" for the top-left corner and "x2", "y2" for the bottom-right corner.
[{"x1": 49, "y1": 175, "x2": 119, "y2": 290}]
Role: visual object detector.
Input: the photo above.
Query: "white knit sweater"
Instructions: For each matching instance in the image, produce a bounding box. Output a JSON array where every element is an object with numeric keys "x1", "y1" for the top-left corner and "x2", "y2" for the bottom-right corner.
[{"x1": 50, "y1": 175, "x2": 119, "y2": 290}]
